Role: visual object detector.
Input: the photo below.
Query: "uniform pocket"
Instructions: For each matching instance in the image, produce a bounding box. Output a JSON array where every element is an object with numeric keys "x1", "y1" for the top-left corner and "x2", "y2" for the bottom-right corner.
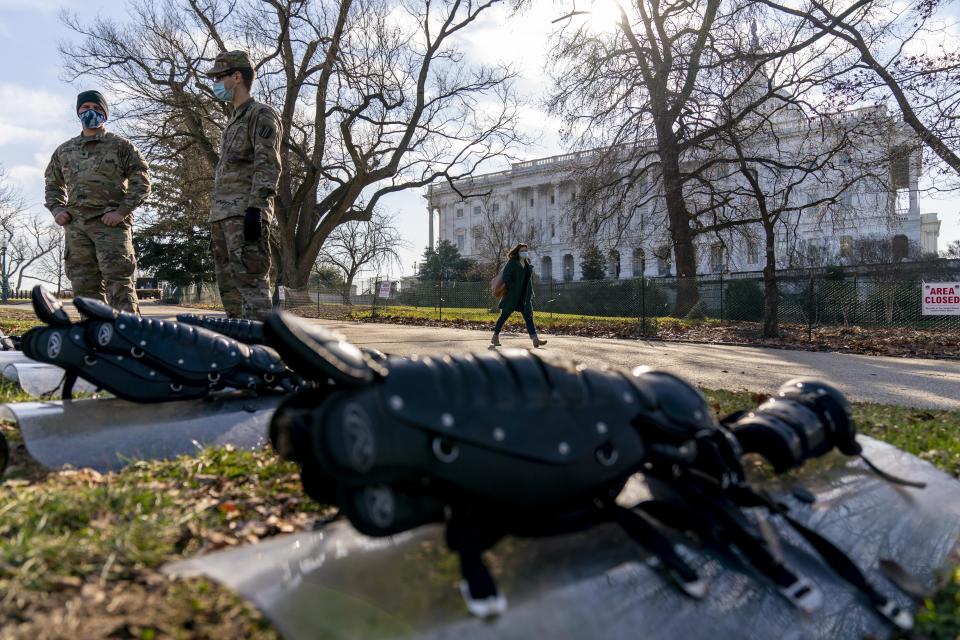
[{"x1": 240, "y1": 242, "x2": 263, "y2": 275}]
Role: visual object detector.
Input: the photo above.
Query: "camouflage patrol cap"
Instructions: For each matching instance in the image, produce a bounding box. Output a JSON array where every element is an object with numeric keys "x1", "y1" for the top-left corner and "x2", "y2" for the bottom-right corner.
[{"x1": 205, "y1": 50, "x2": 254, "y2": 77}]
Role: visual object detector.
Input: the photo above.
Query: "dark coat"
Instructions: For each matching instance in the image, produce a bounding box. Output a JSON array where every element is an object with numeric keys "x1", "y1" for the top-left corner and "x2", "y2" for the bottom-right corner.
[{"x1": 498, "y1": 256, "x2": 534, "y2": 313}]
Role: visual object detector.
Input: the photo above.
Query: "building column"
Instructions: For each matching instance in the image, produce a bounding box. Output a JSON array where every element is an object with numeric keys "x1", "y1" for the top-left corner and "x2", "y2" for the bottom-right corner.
[
  {"x1": 909, "y1": 149, "x2": 920, "y2": 215},
  {"x1": 428, "y1": 206, "x2": 436, "y2": 250}
]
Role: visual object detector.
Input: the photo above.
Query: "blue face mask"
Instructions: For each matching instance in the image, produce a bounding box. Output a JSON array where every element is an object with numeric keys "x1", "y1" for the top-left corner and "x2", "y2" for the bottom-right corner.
[
  {"x1": 79, "y1": 109, "x2": 106, "y2": 129},
  {"x1": 213, "y1": 80, "x2": 234, "y2": 102}
]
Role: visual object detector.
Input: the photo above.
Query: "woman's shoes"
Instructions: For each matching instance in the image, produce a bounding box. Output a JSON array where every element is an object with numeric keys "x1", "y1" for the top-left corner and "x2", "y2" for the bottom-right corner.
[{"x1": 491, "y1": 335, "x2": 547, "y2": 348}]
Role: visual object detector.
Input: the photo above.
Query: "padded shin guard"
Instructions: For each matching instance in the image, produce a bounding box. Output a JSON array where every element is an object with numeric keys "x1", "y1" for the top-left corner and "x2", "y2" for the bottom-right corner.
[
  {"x1": 263, "y1": 311, "x2": 918, "y2": 629},
  {"x1": 177, "y1": 314, "x2": 267, "y2": 345},
  {"x1": 21, "y1": 286, "x2": 302, "y2": 402}
]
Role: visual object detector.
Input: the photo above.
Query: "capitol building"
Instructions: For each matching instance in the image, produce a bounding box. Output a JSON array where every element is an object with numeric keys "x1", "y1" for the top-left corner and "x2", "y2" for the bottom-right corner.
[{"x1": 424, "y1": 106, "x2": 941, "y2": 282}]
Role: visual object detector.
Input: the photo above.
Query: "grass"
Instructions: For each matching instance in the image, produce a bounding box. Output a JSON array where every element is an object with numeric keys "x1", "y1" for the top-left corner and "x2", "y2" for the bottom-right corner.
[
  {"x1": 0, "y1": 310, "x2": 956, "y2": 636},
  {"x1": 358, "y1": 303, "x2": 682, "y2": 326}
]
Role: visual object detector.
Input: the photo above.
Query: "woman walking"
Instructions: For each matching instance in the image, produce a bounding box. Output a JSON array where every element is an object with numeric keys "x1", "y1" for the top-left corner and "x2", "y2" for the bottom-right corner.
[{"x1": 491, "y1": 243, "x2": 548, "y2": 348}]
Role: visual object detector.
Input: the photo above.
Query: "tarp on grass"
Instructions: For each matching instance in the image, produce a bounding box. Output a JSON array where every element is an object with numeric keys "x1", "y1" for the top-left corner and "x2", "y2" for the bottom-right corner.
[
  {"x1": 166, "y1": 436, "x2": 960, "y2": 640},
  {"x1": 0, "y1": 392, "x2": 280, "y2": 471}
]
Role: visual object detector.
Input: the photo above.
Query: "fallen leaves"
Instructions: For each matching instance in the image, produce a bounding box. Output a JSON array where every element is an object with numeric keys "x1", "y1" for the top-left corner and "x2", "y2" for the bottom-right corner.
[{"x1": 0, "y1": 445, "x2": 326, "y2": 639}]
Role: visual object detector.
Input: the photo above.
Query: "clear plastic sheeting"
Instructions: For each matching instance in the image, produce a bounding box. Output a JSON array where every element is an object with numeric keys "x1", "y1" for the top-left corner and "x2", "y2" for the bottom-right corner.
[
  {"x1": 0, "y1": 352, "x2": 29, "y2": 366},
  {"x1": 0, "y1": 392, "x2": 281, "y2": 471},
  {"x1": 167, "y1": 437, "x2": 960, "y2": 640},
  {"x1": 2, "y1": 362, "x2": 98, "y2": 397}
]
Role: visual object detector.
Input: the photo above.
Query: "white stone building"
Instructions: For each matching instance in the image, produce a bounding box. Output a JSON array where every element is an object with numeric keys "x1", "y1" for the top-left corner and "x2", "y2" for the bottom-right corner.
[{"x1": 424, "y1": 107, "x2": 941, "y2": 282}]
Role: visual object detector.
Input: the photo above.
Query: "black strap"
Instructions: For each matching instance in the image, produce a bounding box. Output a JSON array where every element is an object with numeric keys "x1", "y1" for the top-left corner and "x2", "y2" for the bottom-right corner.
[
  {"x1": 446, "y1": 518, "x2": 499, "y2": 600},
  {"x1": 742, "y1": 486, "x2": 913, "y2": 629},
  {"x1": 859, "y1": 454, "x2": 927, "y2": 489},
  {"x1": 613, "y1": 504, "x2": 700, "y2": 585},
  {"x1": 757, "y1": 489, "x2": 886, "y2": 605},
  {"x1": 691, "y1": 485, "x2": 799, "y2": 588},
  {"x1": 62, "y1": 371, "x2": 77, "y2": 400}
]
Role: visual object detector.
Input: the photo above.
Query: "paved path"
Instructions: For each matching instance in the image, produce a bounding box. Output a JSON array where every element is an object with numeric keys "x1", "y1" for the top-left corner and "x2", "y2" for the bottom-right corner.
[
  {"x1": 315, "y1": 321, "x2": 960, "y2": 411},
  {"x1": 7, "y1": 301, "x2": 957, "y2": 410}
]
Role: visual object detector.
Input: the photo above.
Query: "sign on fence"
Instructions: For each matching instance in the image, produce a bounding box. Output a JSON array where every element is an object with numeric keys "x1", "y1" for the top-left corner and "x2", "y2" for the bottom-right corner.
[
  {"x1": 377, "y1": 280, "x2": 392, "y2": 299},
  {"x1": 922, "y1": 282, "x2": 960, "y2": 315},
  {"x1": 278, "y1": 286, "x2": 286, "y2": 302}
]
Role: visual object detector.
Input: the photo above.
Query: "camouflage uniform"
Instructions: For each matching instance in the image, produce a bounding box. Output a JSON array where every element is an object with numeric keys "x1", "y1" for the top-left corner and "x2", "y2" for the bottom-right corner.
[
  {"x1": 206, "y1": 51, "x2": 283, "y2": 319},
  {"x1": 44, "y1": 130, "x2": 150, "y2": 313}
]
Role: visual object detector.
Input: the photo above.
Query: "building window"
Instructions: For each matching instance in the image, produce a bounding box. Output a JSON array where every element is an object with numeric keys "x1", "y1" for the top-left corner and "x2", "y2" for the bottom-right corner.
[
  {"x1": 608, "y1": 250, "x2": 621, "y2": 280},
  {"x1": 541, "y1": 256, "x2": 553, "y2": 281},
  {"x1": 710, "y1": 244, "x2": 725, "y2": 273},
  {"x1": 529, "y1": 197, "x2": 534, "y2": 207},
  {"x1": 473, "y1": 206, "x2": 481, "y2": 216},
  {"x1": 839, "y1": 235, "x2": 853, "y2": 258},
  {"x1": 456, "y1": 208, "x2": 463, "y2": 218},
  {"x1": 562, "y1": 254, "x2": 575, "y2": 281},
  {"x1": 747, "y1": 241, "x2": 759, "y2": 265},
  {"x1": 632, "y1": 248, "x2": 645, "y2": 277},
  {"x1": 657, "y1": 246, "x2": 672, "y2": 276},
  {"x1": 550, "y1": 194, "x2": 555, "y2": 204},
  {"x1": 492, "y1": 203, "x2": 499, "y2": 213},
  {"x1": 550, "y1": 222, "x2": 556, "y2": 238},
  {"x1": 456, "y1": 232, "x2": 465, "y2": 251},
  {"x1": 839, "y1": 152, "x2": 852, "y2": 166}
]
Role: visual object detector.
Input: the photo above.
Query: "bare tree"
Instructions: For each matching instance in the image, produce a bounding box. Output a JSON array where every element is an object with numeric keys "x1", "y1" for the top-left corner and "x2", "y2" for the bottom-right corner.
[
  {"x1": 942, "y1": 240, "x2": 960, "y2": 259},
  {"x1": 548, "y1": 0, "x2": 761, "y2": 312},
  {"x1": 469, "y1": 192, "x2": 544, "y2": 274},
  {"x1": 546, "y1": 0, "x2": 923, "y2": 325},
  {"x1": 0, "y1": 164, "x2": 25, "y2": 242},
  {"x1": 759, "y1": 0, "x2": 960, "y2": 182},
  {"x1": 317, "y1": 211, "x2": 406, "y2": 303},
  {"x1": 61, "y1": 0, "x2": 523, "y2": 289},
  {"x1": 0, "y1": 217, "x2": 62, "y2": 293},
  {"x1": 27, "y1": 225, "x2": 66, "y2": 294},
  {"x1": 722, "y1": 110, "x2": 890, "y2": 336}
]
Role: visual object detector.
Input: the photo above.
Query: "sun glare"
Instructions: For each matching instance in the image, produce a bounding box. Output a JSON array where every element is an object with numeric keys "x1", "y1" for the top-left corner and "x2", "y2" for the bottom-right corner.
[{"x1": 588, "y1": 0, "x2": 623, "y2": 33}]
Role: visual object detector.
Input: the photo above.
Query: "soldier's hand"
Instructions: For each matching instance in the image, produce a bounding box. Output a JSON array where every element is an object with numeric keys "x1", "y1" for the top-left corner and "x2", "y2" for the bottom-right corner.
[
  {"x1": 244, "y1": 207, "x2": 262, "y2": 242},
  {"x1": 102, "y1": 211, "x2": 126, "y2": 227},
  {"x1": 53, "y1": 208, "x2": 72, "y2": 226}
]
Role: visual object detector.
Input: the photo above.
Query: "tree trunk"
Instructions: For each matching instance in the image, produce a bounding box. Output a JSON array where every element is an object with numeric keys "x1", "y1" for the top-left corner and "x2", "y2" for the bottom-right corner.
[
  {"x1": 762, "y1": 264, "x2": 779, "y2": 338},
  {"x1": 762, "y1": 224, "x2": 780, "y2": 338},
  {"x1": 659, "y1": 137, "x2": 700, "y2": 315},
  {"x1": 342, "y1": 273, "x2": 356, "y2": 306}
]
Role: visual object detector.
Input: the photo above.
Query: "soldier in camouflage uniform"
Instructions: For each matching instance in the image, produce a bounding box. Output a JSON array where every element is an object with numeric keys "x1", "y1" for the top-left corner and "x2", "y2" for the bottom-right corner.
[
  {"x1": 205, "y1": 51, "x2": 283, "y2": 319},
  {"x1": 44, "y1": 90, "x2": 150, "y2": 313}
]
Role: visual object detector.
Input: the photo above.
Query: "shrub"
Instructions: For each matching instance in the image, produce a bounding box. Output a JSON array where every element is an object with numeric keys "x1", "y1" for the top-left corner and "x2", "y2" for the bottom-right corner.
[{"x1": 724, "y1": 279, "x2": 764, "y2": 321}]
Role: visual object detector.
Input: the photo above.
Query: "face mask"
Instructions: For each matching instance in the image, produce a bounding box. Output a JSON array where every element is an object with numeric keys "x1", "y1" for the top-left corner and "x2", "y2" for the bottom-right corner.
[
  {"x1": 213, "y1": 80, "x2": 234, "y2": 102},
  {"x1": 519, "y1": 251, "x2": 529, "y2": 259},
  {"x1": 79, "y1": 109, "x2": 106, "y2": 129}
]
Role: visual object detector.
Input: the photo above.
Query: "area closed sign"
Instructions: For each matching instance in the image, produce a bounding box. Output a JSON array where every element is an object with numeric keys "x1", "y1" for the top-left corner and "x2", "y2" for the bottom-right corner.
[{"x1": 922, "y1": 282, "x2": 960, "y2": 315}]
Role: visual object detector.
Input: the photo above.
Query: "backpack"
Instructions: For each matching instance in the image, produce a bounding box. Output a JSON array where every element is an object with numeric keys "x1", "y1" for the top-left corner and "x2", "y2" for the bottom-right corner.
[{"x1": 490, "y1": 270, "x2": 506, "y2": 299}]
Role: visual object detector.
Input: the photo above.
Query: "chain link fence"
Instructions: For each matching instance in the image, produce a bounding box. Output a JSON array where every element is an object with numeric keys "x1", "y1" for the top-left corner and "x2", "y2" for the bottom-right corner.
[{"x1": 164, "y1": 260, "x2": 960, "y2": 334}]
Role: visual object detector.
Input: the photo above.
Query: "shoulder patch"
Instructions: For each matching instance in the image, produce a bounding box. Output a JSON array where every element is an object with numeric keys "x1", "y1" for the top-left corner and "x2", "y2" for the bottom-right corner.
[{"x1": 257, "y1": 123, "x2": 275, "y2": 140}]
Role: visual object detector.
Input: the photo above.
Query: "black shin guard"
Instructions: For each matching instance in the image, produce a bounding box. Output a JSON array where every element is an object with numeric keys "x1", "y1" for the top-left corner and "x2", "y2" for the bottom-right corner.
[
  {"x1": 263, "y1": 311, "x2": 920, "y2": 629},
  {"x1": 21, "y1": 286, "x2": 303, "y2": 402}
]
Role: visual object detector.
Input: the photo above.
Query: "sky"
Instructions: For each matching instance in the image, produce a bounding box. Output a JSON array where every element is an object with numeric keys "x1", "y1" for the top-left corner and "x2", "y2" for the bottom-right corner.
[{"x1": 0, "y1": 0, "x2": 956, "y2": 285}]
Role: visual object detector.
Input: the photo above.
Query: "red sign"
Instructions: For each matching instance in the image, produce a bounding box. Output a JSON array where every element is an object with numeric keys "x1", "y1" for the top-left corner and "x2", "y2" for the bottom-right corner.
[{"x1": 922, "y1": 282, "x2": 960, "y2": 315}]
